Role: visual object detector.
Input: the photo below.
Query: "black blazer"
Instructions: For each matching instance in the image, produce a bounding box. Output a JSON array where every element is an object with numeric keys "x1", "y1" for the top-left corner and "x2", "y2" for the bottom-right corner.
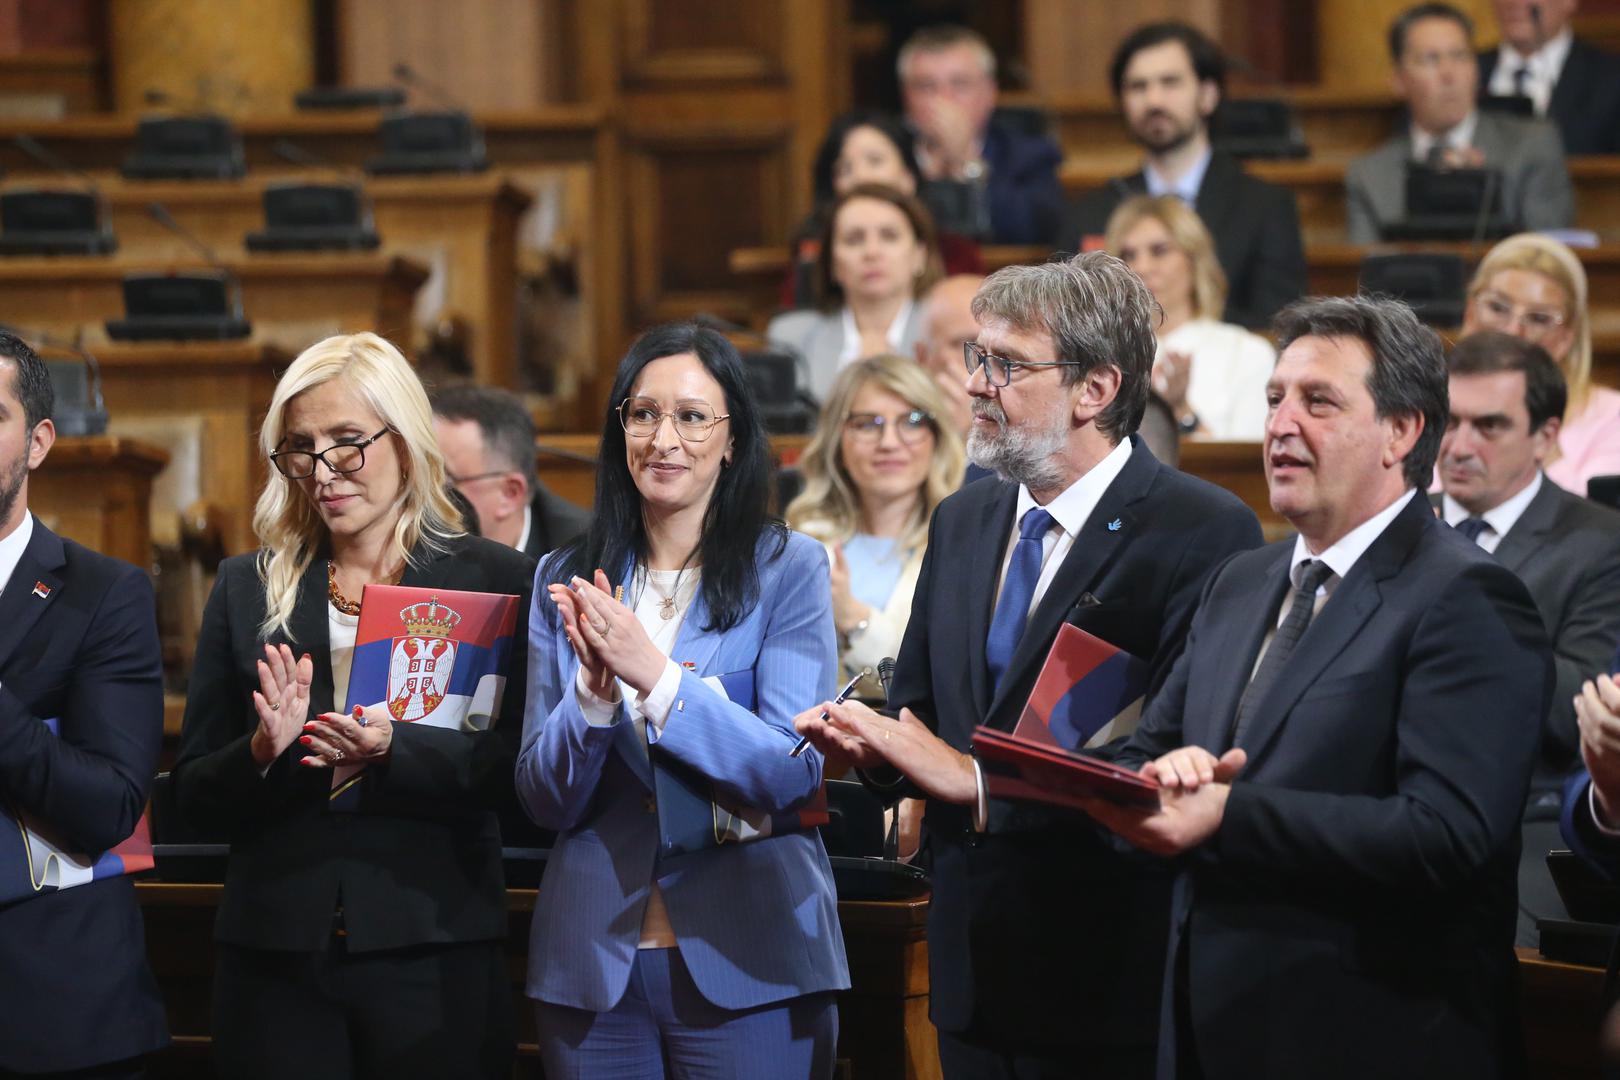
[
  {"x1": 881, "y1": 437, "x2": 1262, "y2": 1050},
  {"x1": 171, "y1": 534, "x2": 535, "y2": 953},
  {"x1": 1479, "y1": 39, "x2": 1620, "y2": 155},
  {"x1": 0, "y1": 521, "x2": 168, "y2": 1072},
  {"x1": 1118, "y1": 494, "x2": 1550, "y2": 1078},
  {"x1": 1064, "y1": 150, "x2": 1307, "y2": 329},
  {"x1": 522, "y1": 485, "x2": 591, "y2": 562}
]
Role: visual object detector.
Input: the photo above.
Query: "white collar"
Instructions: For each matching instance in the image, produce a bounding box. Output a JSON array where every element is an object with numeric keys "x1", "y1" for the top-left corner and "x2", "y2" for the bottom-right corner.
[
  {"x1": 1410, "y1": 110, "x2": 1479, "y2": 160},
  {"x1": 1442, "y1": 470, "x2": 1542, "y2": 536},
  {"x1": 514, "y1": 502, "x2": 533, "y2": 554},
  {"x1": 1288, "y1": 488, "x2": 1417, "y2": 590},
  {"x1": 1143, "y1": 144, "x2": 1213, "y2": 205},
  {"x1": 1497, "y1": 27, "x2": 1574, "y2": 81},
  {"x1": 1012, "y1": 437, "x2": 1135, "y2": 539},
  {"x1": 0, "y1": 511, "x2": 36, "y2": 599}
]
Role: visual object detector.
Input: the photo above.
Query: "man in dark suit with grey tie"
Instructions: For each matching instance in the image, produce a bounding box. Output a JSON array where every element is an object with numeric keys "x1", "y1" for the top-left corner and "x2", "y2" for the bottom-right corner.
[
  {"x1": 1081, "y1": 297, "x2": 1550, "y2": 1078},
  {"x1": 1479, "y1": 0, "x2": 1620, "y2": 155},
  {"x1": 796, "y1": 252, "x2": 1262, "y2": 1078},
  {"x1": 1436, "y1": 330, "x2": 1620, "y2": 945}
]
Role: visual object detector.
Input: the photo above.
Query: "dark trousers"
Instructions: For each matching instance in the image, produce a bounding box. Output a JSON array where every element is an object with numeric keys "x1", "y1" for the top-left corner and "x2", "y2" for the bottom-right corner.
[
  {"x1": 0, "y1": 1061, "x2": 145, "y2": 1080},
  {"x1": 212, "y1": 938, "x2": 513, "y2": 1080},
  {"x1": 937, "y1": 1027, "x2": 1153, "y2": 1080}
]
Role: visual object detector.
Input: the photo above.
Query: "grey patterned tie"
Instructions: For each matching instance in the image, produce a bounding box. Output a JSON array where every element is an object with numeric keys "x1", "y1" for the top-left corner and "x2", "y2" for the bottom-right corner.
[
  {"x1": 1454, "y1": 517, "x2": 1490, "y2": 544},
  {"x1": 1230, "y1": 559, "x2": 1335, "y2": 750}
]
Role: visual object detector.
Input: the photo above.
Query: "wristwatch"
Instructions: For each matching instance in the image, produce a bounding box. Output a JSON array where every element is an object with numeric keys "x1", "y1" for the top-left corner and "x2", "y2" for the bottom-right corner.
[
  {"x1": 838, "y1": 616, "x2": 870, "y2": 652},
  {"x1": 1177, "y1": 411, "x2": 1201, "y2": 436}
]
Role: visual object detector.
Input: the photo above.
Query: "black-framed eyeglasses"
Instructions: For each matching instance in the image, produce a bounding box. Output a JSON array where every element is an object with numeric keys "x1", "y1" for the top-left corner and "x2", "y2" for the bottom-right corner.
[
  {"x1": 618, "y1": 397, "x2": 730, "y2": 442},
  {"x1": 269, "y1": 427, "x2": 392, "y2": 479},
  {"x1": 844, "y1": 409, "x2": 936, "y2": 445},
  {"x1": 963, "y1": 341, "x2": 1084, "y2": 388}
]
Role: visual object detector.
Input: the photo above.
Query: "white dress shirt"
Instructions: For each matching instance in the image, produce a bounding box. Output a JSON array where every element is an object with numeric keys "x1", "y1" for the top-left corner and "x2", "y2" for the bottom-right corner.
[
  {"x1": 1440, "y1": 471, "x2": 1543, "y2": 555},
  {"x1": 1488, "y1": 28, "x2": 1574, "y2": 117},
  {"x1": 0, "y1": 512, "x2": 36, "y2": 599},
  {"x1": 1284, "y1": 488, "x2": 1419, "y2": 621},
  {"x1": 1144, "y1": 145, "x2": 1212, "y2": 205},
  {"x1": 837, "y1": 300, "x2": 915, "y2": 368},
  {"x1": 513, "y1": 504, "x2": 533, "y2": 555},
  {"x1": 1410, "y1": 110, "x2": 1480, "y2": 162}
]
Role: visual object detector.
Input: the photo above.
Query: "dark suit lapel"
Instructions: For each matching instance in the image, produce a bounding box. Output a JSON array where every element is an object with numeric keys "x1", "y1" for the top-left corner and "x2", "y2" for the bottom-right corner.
[
  {"x1": 289, "y1": 554, "x2": 337, "y2": 714},
  {"x1": 0, "y1": 520, "x2": 66, "y2": 673},
  {"x1": 1193, "y1": 153, "x2": 1239, "y2": 233},
  {"x1": 1548, "y1": 44, "x2": 1591, "y2": 121},
  {"x1": 985, "y1": 440, "x2": 1155, "y2": 723},
  {"x1": 1192, "y1": 545, "x2": 1291, "y2": 753},
  {"x1": 1236, "y1": 495, "x2": 1429, "y2": 766},
  {"x1": 968, "y1": 482, "x2": 1019, "y2": 720},
  {"x1": 1489, "y1": 479, "x2": 1560, "y2": 575}
]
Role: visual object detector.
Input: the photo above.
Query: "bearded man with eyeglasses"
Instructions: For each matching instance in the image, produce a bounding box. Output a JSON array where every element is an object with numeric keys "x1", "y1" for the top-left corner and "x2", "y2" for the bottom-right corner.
[{"x1": 794, "y1": 251, "x2": 1261, "y2": 1079}]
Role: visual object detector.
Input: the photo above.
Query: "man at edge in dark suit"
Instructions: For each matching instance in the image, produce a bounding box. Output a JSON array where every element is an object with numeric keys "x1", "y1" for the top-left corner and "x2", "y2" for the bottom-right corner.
[
  {"x1": 0, "y1": 330, "x2": 168, "y2": 1077},
  {"x1": 797, "y1": 251, "x2": 1263, "y2": 1078},
  {"x1": 1083, "y1": 297, "x2": 1549, "y2": 1078},
  {"x1": 1064, "y1": 22, "x2": 1306, "y2": 329},
  {"x1": 1479, "y1": 0, "x2": 1620, "y2": 154},
  {"x1": 432, "y1": 384, "x2": 590, "y2": 560},
  {"x1": 1436, "y1": 330, "x2": 1620, "y2": 946}
]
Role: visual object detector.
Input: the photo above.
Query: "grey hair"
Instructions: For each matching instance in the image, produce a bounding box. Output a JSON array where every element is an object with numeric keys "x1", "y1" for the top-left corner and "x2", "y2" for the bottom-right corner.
[
  {"x1": 1272, "y1": 294, "x2": 1448, "y2": 488},
  {"x1": 896, "y1": 25, "x2": 997, "y2": 82},
  {"x1": 969, "y1": 251, "x2": 1156, "y2": 443}
]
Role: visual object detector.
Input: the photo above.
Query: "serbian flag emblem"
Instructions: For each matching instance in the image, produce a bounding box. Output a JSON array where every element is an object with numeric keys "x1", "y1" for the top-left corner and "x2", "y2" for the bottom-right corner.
[
  {"x1": 1012, "y1": 622, "x2": 1149, "y2": 751},
  {"x1": 330, "y1": 584, "x2": 520, "y2": 806}
]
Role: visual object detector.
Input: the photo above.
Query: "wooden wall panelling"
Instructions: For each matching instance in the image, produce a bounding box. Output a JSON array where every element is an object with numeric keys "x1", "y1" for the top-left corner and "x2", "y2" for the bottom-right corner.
[
  {"x1": 1024, "y1": 0, "x2": 1222, "y2": 98},
  {"x1": 107, "y1": 0, "x2": 313, "y2": 116}
]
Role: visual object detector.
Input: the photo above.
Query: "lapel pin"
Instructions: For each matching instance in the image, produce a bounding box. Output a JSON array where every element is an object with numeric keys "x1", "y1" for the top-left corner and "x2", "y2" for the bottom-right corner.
[
  {"x1": 1107, "y1": 518, "x2": 1124, "y2": 532},
  {"x1": 31, "y1": 581, "x2": 50, "y2": 599},
  {"x1": 680, "y1": 660, "x2": 696, "y2": 670}
]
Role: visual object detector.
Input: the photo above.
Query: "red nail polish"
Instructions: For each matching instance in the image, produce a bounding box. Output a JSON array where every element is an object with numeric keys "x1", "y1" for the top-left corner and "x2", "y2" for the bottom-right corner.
[{"x1": 299, "y1": 735, "x2": 312, "y2": 745}]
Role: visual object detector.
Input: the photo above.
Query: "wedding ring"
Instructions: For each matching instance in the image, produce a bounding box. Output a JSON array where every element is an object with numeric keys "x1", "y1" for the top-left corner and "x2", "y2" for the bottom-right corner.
[
  {"x1": 271, "y1": 701, "x2": 281, "y2": 711},
  {"x1": 593, "y1": 620, "x2": 609, "y2": 636},
  {"x1": 332, "y1": 748, "x2": 344, "y2": 761}
]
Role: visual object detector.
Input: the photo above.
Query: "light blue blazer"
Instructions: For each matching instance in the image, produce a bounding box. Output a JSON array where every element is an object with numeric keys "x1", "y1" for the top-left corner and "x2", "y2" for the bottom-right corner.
[{"x1": 516, "y1": 530, "x2": 851, "y2": 1012}]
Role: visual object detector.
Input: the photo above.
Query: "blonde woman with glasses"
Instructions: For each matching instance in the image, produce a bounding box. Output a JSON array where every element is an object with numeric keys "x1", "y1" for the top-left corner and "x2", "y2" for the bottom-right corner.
[
  {"x1": 171, "y1": 332, "x2": 533, "y2": 1080},
  {"x1": 1462, "y1": 233, "x2": 1615, "y2": 495}
]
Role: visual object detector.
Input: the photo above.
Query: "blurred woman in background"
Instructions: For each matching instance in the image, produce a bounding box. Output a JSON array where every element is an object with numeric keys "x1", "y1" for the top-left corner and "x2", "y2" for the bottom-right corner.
[
  {"x1": 1462, "y1": 233, "x2": 1618, "y2": 494},
  {"x1": 768, "y1": 183, "x2": 944, "y2": 404},
  {"x1": 1106, "y1": 194, "x2": 1275, "y2": 441}
]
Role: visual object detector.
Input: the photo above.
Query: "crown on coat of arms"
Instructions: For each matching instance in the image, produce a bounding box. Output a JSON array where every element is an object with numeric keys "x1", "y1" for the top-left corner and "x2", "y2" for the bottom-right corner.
[{"x1": 399, "y1": 595, "x2": 462, "y2": 638}]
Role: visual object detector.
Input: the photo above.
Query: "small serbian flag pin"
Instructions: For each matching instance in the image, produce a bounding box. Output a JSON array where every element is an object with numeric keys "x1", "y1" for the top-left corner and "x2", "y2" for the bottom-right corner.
[{"x1": 31, "y1": 581, "x2": 50, "y2": 599}]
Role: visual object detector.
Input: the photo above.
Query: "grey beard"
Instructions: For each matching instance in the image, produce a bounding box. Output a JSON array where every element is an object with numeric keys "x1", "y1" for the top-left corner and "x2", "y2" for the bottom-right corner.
[{"x1": 967, "y1": 408, "x2": 1067, "y2": 491}]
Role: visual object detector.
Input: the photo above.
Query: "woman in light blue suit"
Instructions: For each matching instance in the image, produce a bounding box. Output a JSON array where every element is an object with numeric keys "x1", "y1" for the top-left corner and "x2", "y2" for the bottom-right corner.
[{"x1": 517, "y1": 322, "x2": 849, "y2": 1078}]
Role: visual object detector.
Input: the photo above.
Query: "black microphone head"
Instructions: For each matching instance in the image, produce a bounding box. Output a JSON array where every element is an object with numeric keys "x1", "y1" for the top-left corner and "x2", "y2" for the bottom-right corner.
[{"x1": 876, "y1": 656, "x2": 897, "y2": 693}]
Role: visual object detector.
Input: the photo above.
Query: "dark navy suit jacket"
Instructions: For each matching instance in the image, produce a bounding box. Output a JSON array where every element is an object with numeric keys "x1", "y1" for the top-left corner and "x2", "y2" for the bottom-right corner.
[
  {"x1": 0, "y1": 519, "x2": 168, "y2": 1072},
  {"x1": 1479, "y1": 39, "x2": 1620, "y2": 155}
]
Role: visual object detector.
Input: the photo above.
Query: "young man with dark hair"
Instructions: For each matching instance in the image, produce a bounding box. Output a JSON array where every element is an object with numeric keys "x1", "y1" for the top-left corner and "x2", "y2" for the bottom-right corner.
[
  {"x1": 1065, "y1": 21, "x2": 1306, "y2": 329},
  {"x1": 1438, "y1": 330, "x2": 1620, "y2": 946},
  {"x1": 0, "y1": 330, "x2": 169, "y2": 1077},
  {"x1": 431, "y1": 384, "x2": 590, "y2": 559},
  {"x1": 1347, "y1": 1, "x2": 1574, "y2": 242}
]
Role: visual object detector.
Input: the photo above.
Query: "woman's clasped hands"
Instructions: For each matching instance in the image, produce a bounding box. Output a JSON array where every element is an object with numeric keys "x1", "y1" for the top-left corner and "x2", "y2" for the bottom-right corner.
[
  {"x1": 248, "y1": 641, "x2": 393, "y2": 769},
  {"x1": 547, "y1": 570, "x2": 668, "y2": 699}
]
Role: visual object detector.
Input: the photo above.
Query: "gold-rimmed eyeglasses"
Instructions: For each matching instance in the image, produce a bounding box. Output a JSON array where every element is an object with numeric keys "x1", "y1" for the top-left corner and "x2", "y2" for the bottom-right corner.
[
  {"x1": 844, "y1": 409, "x2": 936, "y2": 445},
  {"x1": 270, "y1": 427, "x2": 391, "y2": 479},
  {"x1": 1471, "y1": 290, "x2": 1568, "y2": 340},
  {"x1": 618, "y1": 397, "x2": 730, "y2": 442}
]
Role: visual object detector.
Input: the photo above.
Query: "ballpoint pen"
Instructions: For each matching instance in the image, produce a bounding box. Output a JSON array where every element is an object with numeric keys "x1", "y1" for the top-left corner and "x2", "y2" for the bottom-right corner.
[{"x1": 789, "y1": 668, "x2": 870, "y2": 758}]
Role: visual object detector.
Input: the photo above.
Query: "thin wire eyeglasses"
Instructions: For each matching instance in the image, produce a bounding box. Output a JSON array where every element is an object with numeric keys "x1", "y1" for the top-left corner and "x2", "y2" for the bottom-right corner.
[
  {"x1": 270, "y1": 427, "x2": 391, "y2": 479},
  {"x1": 963, "y1": 341, "x2": 1085, "y2": 387},
  {"x1": 618, "y1": 397, "x2": 731, "y2": 442}
]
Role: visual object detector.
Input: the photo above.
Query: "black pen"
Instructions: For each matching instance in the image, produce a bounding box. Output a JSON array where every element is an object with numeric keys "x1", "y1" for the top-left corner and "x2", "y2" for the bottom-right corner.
[{"x1": 790, "y1": 668, "x2": 869, "y2": 758}]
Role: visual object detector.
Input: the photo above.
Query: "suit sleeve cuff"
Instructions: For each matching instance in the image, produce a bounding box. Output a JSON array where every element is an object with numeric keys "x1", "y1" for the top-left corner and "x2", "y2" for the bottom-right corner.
[
  {"x1": 1589, "y1": 782, "x2": 1620, "y2": 837},
  {"x1": 971, "y1": 755, "x2": 988, "y2": 833}
]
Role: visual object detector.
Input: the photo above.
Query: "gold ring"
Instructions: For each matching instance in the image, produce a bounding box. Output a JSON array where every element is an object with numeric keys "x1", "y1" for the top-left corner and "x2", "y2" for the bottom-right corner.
[
  {"x1": 270, "y1": 701, "x2": 281, "y2": 711},
  {"x1": 332, "y1": 748, "x2": 344, "y2": 761}
]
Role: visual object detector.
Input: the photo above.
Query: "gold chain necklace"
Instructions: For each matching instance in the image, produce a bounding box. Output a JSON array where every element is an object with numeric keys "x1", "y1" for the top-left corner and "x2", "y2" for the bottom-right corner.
[{"x1": 326, "y1": 559, "x2": 402, "y2": 616}]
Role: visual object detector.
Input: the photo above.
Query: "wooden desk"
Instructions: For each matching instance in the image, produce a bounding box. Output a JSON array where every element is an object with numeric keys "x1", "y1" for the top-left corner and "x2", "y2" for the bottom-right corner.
[
  {"x1": 64, "y1": 173, "x2": 531, "y2": 387},
  {"x1": 0, "y1": 253, "x2": 427, "y2": 352},
  {"x1": 1517, "y1": 946, "x2": 1606, "y2": 1079},
  {"x1": 1303, "y1": 243, "x2": 1620, "y2": 308},
  {"x1": 136, "y1": 880, "x2": 938, "y2": 1080},
  {"x1": 31, "y1": 435, "x2": 168, "y2": 567},
  {"x1": 94, "y1": 340, "x2": 289, "y2": 555},
  {"x1": 1060, "y1": 157, "x2": 1620, "y2": 245}
]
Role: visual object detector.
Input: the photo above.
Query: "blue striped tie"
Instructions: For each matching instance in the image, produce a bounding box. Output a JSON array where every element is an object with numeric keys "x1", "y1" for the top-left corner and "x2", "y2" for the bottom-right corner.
[{"x1": 986, "y1": 508, "x2": 1054, "y2": 692}]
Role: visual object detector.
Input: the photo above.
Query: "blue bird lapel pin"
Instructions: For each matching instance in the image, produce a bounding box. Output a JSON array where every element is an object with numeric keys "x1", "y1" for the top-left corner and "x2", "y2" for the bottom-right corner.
[{"x1": 1106, "y1": 518, "x2": 1124, "y2": 532}]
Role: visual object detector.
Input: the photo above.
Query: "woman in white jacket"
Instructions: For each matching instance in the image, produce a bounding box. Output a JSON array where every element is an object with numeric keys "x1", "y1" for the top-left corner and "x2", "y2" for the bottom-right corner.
[{"x1": 1107, "y1": 194, "x2": 1276, "y2": 442}]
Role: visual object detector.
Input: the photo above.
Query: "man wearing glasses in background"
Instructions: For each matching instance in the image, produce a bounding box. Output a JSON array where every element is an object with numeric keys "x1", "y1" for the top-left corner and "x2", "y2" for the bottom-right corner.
[
  {"x1": 432, "y1": 385, "x2": 590, "y2": 559},
  {"x1": 795, "y1": 252, "x2": 1261, "y2": 1078}
]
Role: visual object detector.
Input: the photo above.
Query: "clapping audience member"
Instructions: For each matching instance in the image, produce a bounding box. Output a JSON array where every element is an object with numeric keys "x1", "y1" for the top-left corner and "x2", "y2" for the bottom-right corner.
[
  {"x1": 1438, "y1": 331, "x2": 1620, "y2": 945},
  {"x1": 787, "y1": 354, "x2": 965, "y2": 698},
  {"x1": 897, "y1": 24, "x2": 1064, "y2": 245},
  {"x1": 1066, "y1": 21, "x2": 1306, "y2": 328},
  {"x1": 517, "y1": 323, "x2": 848, "y2": 1079},
  {"x1": 1107, "y1": 194, "x2": 1274, "y2": 441},
  {"x1": 1462, "y1": 233, "x2": 1618, "y2": 494},
  {"x1": 912, "y1": 273, "x2": 984, "y2": 467},
  {"x1": 768, "y1": 183, "x2": 943, "y2": 404},
  {"x1": 1347, "y1": 2, "x2": 1573, "y2": 243},
  {"x1": 171, "y1": 333, "x2": 534, "y2": 1080},
  {"x1": 784, "y1": 110, "x2": 981, "y2": 309},
  {"x1": 1480, "y1": 0, "x2": 1620, "y2": 154}
]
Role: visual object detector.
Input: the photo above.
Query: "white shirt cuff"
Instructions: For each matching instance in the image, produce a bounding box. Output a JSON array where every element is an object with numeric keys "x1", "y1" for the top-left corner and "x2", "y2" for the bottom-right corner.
[
  {"x1": 639, "y1": 659, "x2": 685, "y2": 736},
  {"x1": 971, "y1": 756, "x2": 988, "y2": 833},
  {"x1": 575, "y1": 668, "x2": 621, "y2": 727},
  {"x1": 1589, "y1": 782, "x2": 1620, "y2": 837}
]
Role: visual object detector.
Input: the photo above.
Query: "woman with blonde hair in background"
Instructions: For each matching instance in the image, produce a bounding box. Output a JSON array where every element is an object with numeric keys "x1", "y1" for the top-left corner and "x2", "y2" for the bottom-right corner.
[
  {"x1": 786, "y1": 354, "x2": 964, "y2": 860},
  {"x1": 171, "y1": 331, "x2": 533, "y2": 1079},
  {"x1": 1106, "y1": 194, "x2": 1275, "y2": 441},
  {"x1": 1462, "y1": 232, "x2": 1618, "y2": 494}
]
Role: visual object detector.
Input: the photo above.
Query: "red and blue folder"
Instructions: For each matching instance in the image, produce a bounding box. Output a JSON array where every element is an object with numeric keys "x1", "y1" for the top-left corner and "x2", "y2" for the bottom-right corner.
[
  {"x1": 653, "y1": 668, "x2": 831, "y2": 858},
  {"x1": 0, "y1": 717, "x2": 153, "y2": 904},
  {"x1": 972, "y1": 623, "x2": 1160, "y2": 809},
  {"x1": 331, "y1": 584, "x2": 520, "y2": 808}
]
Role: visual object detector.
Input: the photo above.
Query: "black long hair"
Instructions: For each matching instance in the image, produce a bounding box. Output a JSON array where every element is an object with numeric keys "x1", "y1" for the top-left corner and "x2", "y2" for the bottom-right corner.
[
  {"x1": 547, "y1": 323, "x2": 787, "y2": 633},
  {"x1": 810, "y1": 109, "x2": 924, "y2": 207}
]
